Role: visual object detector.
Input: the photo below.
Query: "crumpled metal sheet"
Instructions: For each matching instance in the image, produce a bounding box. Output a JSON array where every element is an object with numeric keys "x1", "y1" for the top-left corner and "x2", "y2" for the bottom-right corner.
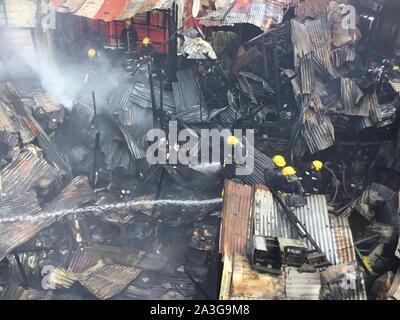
[
  {"x1": 0, "y1": 176, "x2": 95, "y2": 262},
  {"x1": 79, "y1": 263, "x2": 142, "y2": 300},
  {"x1": 340, "y1": 78, "x2": 363, "y2": 111},
  {"x1": 201, "y1": 0, "x2": 290, "y2": 31}
]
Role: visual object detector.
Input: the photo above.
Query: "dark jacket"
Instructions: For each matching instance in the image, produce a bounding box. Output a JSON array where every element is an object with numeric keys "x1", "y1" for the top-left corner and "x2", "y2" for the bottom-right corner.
[{"x1": 302, "y1": 169, "x2": 322, "y2": 194}]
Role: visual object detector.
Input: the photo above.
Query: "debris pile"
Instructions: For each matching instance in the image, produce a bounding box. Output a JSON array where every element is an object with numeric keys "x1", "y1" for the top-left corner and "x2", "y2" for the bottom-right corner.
[{"x1": 0, "y1": 0, "x2": 400, "y2": 300}]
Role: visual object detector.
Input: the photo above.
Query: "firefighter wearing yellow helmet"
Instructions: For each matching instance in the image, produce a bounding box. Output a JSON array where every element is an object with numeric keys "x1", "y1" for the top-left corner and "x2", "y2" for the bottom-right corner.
[
  {"x1": 264, "y1": 155, "x2": 286, "y2": 192},
  {"x1": 142, "y1": 37, "x2": 151, "y2": 47},
  {"x1": 273, "y1": 155, "x2": 286, "y2": 168},
  {"x1": 87, "y1": 48, "x2": 97, "y2": 58},
  {"x1": 303, "y1": 160, "x2": 324, "y2": 195},
  {"x1": 227, "y1": 135, "x2": 239, "y2": 146}
]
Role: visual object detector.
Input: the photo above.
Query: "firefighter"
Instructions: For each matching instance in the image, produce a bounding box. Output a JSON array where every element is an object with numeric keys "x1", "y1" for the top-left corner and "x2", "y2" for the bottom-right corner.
[
  {"x1": 223, "y1": 135, "x2": 243, "y2": 179},
  {"x1": 119, "y1": 20, "x2": 138, "y2": 52},
  {"x1": 141, "y1": 37, "x2": 154, "y2": 60},
  {"x1": 279, "y1": 166, "x2": 306, "y2": 207},
  {"x1": 302, "y1": 160, "x2": 324, "y2": 195},
  {"x1": 264, "y1": 155, "x2": 286, "y2": 190}
]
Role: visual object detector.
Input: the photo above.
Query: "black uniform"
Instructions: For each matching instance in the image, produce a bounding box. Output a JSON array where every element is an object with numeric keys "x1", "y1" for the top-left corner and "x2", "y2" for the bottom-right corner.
[
  {"x1": 120, "y1": 26, "x2": 138, "y2": 51},
  {"x1": 264, "y1": 168, "x2": 303, "y2": 195},
  {"x1": 264, "y1": 167, "x2": 283, "y2": 191},
  {"x1": 302, "y1": 169, "x2": 322, "y2": 195}
]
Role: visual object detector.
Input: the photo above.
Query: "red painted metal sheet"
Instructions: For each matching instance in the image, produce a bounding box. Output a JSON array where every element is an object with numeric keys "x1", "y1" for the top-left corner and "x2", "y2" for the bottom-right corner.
[{"x1": 95, "y1": 0, "x2": 131, "y2": 22}]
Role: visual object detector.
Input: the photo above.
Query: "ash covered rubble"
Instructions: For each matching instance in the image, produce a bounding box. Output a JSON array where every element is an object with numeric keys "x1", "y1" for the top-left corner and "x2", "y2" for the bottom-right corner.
[{"x1": 0, "y1": 0, "x2": 400, "y2": 301}]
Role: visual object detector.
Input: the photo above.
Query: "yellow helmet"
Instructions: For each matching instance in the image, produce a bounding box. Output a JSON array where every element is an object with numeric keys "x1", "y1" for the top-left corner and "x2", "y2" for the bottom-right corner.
[
  {"x1": 273, "y1": 155, "x2": 286, "y2": 168},
  {"x1": 87, "y1": 48, "x2": 97, "y2": 58},
  {"x1": 143, "y1": 37, "x2": 151, "y2": 46},
  {"x1": 227, "y1": 135, "x2": 239, "y2": 146},
  {"x1": 312, "y1": 160, "x2": 323, "y2": 171},
  {"x1": 282, "y1": 166, "x2": 297, "y2": 176}
]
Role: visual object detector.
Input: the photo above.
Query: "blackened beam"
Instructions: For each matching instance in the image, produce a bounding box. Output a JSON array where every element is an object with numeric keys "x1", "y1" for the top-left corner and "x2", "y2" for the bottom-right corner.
[
  {"x1": 91, "y1": 91, "x2": 97, "y2": 119},
  {"x1": 91, "y1": 132, "x2": 100, "y2": 187},
  {"x1": 148, "y1": 63, "x2": 158, "y2": 125},
  {"x1": 266, "y1": 183, "x2": 328, "y2": 261}
]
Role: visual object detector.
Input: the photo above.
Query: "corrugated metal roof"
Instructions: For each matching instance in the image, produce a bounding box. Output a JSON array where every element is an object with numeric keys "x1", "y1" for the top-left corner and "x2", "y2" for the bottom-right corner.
[
  {"x1": 299, "y1": 52, "x2": 315, "y2": 95},
  {"x1": 0, "y1": 86, "x2": 36, "y2": 144},
  {"x1": 305, "y1": 19, "x2": 336, "y2": 76},
  {"x1": 220, "y1": 180, "x2": 253, "y2": 256},
  {"x1": 68, "y1": 249, "x2": 102, "y2": 273},
  {"x1": 201, "y1": 0, "x2": 290, "y2": 31},
  {"x1": 32, "y1": 92, "x2": 63, "y2": 114},
  {"x1": 294, "y1": 0, "x2": 331, "y2": 21},
  {"x1": 340, "y1": 78, "x2": 363, "y2": 111},
  {"x1": 329, "y1": 214, "x2": 356, "y2": 264},
  {"x1": 332, "y1": 46, "x2": 356, "y2": 68},
  {"x1": 291, "y1": 19, "x2": 313, "y2": 68},
  {"x1": 123, "y1": 269, "x2": 196, "y2": 300},
  {"x1": 220, "y1": 254, "x2": 285, "y2": 300},
  {"x1": 301, "y1": 111, "x2": 335, "y2": 154},
  {"x1": 74, "y1": 0, "x2": 105, "y2": 19},
  {"x1": 80, "y1": 263, "x2": 142, "y2": 300},
  {"x1": 119, "y1": 125, "x2": 146, "y2": 160},
  {"x1": 172, "y1": 69, "x2": 202, "y2": 113},
  {"x1": 57, "y1": 0, "x2": 173, "y2": 20},
  {"x1": 0, "y1": 83, "x2": 71, "y2": 173},
  {"x1": 253, "y1": 188, "x2": 337, "y2": 264},
  {"x1": 238, "y1": 145, "x2": 275, "y2": 186},
  {"x1": 285, "y1": 267, "x2": 321, "y2": 300},
  {"x1": 0, "y1": 130, "x2": 19, "y2": 161},
  {"x1": 0, "y1": 176, "x2": 94, "y2": 262},
  {"x1": 95, "y1": 0, "x2": 131, "y2": 22}
]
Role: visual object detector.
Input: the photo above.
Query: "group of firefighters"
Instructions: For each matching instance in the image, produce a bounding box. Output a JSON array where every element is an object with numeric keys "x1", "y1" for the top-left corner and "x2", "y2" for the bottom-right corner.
[
  {"x1": 264, "y1": 155, "x2": 324, "y2": 207},
  {"x1": 225, "y1": 135, "x2": 324, "y2": 207}
]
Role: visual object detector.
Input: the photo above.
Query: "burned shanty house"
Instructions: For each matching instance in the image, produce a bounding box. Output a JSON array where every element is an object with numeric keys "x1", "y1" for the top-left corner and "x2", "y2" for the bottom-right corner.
[{"x1": 0, "y1": 0, "x2": 400, "y2": 301}]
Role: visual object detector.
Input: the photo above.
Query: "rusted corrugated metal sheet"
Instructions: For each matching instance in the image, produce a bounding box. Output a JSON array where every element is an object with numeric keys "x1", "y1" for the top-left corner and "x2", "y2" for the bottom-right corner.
[
  {"x1": 58, "y1": 0, "x2": 173, "y2": 20},
  {"x1": 32, "y1": 92, "x2": 63, "y2": 114},
  {"x1": 68, "y1": 249, "x2": 102, "y2": 273},
  {"x1": 74, "y1": 0, "x2": 105, "y2": 19},
  {"x1": 220, "y1": 180, "x2": 253, "y2": 256},
  {"x1": 0, "y1": 176, "x2": 95, "y2": 262},
  {"x1": 95, "y1": 0, "x2": 131, "y2": 22},
  {"x1": 285, "y1": 267, "x2": 321, "y2": 300},
  {"x1": 329, "y1": 215, "x2": 356, "y2": 264},
  {"x1": 201, "y1": 0, "x2": 290, "y2": 31},
  {"x1": 80, "y1": 264, "x2": 142, "y2": 300},
  {"x1": 220, "y1": 254, "x2": 285, "y2": 300}
]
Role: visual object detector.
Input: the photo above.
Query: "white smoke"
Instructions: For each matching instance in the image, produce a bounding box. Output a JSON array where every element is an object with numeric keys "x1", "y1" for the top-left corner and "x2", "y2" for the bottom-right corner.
[{"x1": 0, "y1": 26, "x2": 124, "y2": 110}]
